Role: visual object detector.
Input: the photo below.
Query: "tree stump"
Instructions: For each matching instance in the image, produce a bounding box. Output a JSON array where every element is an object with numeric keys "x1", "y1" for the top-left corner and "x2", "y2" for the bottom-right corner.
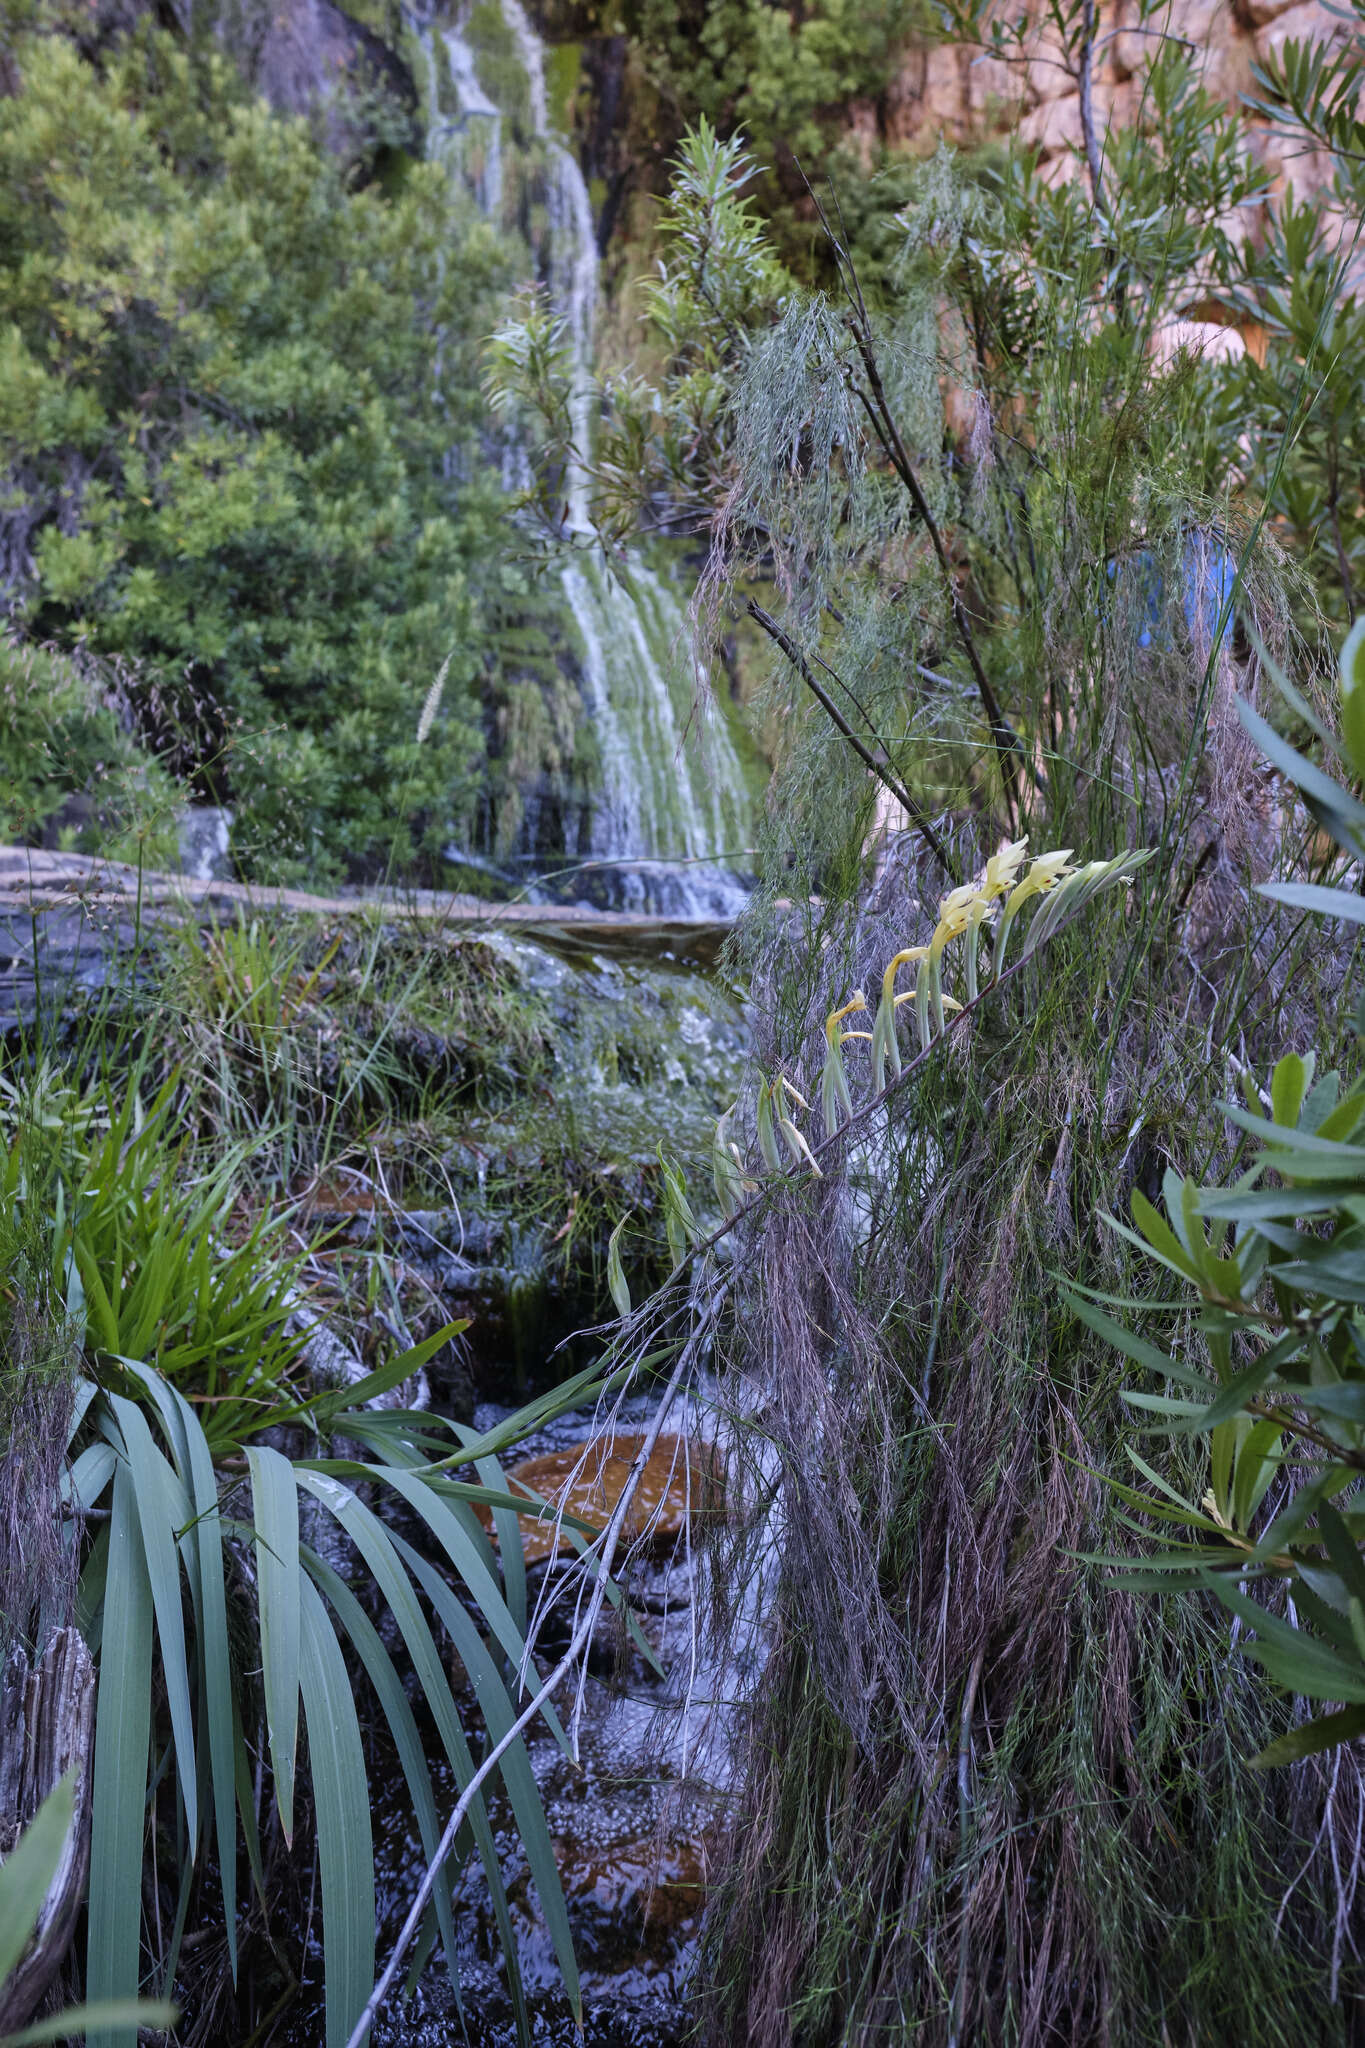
[{"x1": 0, "y1": 1628, "x2": 96, "y2": 2033}]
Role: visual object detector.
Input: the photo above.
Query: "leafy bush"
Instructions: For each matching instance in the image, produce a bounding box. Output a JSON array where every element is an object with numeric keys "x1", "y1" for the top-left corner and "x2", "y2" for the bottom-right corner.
[
  {"x1": 0, "y1": 637, "x2": 178, "y2": 862},
  {"x1": 1076, "y1": 622, "x2": 1365, "y2": 1766},
  {"x1": 0, "y1": 20, "x2": 516, "y2": 880},
  {"x1": 623, "y1": 0, "x2": 922, "y2": 260}
]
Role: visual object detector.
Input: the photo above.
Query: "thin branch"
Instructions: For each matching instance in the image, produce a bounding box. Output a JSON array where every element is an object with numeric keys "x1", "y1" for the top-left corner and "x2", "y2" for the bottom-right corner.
[
  {"x1": 806, "y1": 175, "x2": 1035, "y2": 811},
  {"x1": 747, "y1": 600, "x2": 958, "y2": 876},
  {"x1": 1077, "y1": 0, "x2": 1107, "y2": 217}
]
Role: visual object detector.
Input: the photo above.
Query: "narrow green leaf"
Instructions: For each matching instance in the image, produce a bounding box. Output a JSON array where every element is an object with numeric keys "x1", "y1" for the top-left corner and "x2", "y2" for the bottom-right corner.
[
  {"x1": 1061, "y1": 1285, "x2": 1208, "y2": 1388},
  {"x1": 1271, "y1": 1051, "x2": 1311, "y2": 1129},
  {"x1": 1253, "y1": 1705, "x2": 1365, "y2": 1768},
  {"x1": 1222, "y1": 1098, "x2": 1365, "y2": 1162},
  {"x1": 0, "y1": 1999, "x2": 178, "y2": 2048},
  {"x1": 1238, "y1": 700, "x2": 1365, "y2": 829},
  {"x1": 1206, "y1": 1577, "x2": 1365, "y2": 1702},
  {"x1": 1129, "y1": 1190, "x2": 1203, "y2": 1282},
  {"x1": 106, "y1": 1397, "x2": 197, "y2": 1845},
  {"x1": 302, "y1": 1548, "x2": 459, "y2": 1997},
  {"x1": 397, "y1": 1537, "x2": 581, "y2": 2025},
  {"x1": 295, "y1": 1478, "x2": 527, "y2": 2040},
  {"x1": 0, "y1": 1774, "x2": 75, "y2": 1986},
  {"x1": 154, "y1": 1378, "x2": 239, "y2": 1973},
  {"x1": 360, "y1": 1464, "x2": 566, "y2": 1740},
  {"x1": 309, "y1": 1322, "x2": 469, "y2": 1428},
  {"x1": 447, "y1": 1423, "x2": 527, "y2": 1640},
  {"x1": 756, "y1": 1079, "x2": 782, "y2": 1172},
  {"x1": 607, "y1": 1217, "x2": 631, "y2": 1319},
  {"x1": 86, "y1": 1461, "x2": 154, "y2": 2048},
  {"x1": 1259, "y1": 879, "x2": 1365, "y2": 923},
  {"x1": 297, "y1": 1574, "x2": 374, "y2": 2048},
  {"x1": 247, "y1": 1447, "x2": 301, "y2": 1845}
]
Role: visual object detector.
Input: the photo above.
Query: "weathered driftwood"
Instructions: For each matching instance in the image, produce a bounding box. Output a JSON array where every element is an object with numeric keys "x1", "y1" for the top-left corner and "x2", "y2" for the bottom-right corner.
[{"x1": 0, "y1": 1627, "x2": 96, "y2": 2033}]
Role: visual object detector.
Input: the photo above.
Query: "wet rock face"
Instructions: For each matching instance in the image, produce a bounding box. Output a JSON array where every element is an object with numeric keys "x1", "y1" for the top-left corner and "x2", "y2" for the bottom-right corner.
[
  {"x1": 73, "y1": 0, "x2": 419, "y2": 162},
  {"x1": 242, "y1": 0, "x2": 419, "y2": 146},
  {"x1": 483, "y1": 1433, "x2": 720, "y2": 1564}
]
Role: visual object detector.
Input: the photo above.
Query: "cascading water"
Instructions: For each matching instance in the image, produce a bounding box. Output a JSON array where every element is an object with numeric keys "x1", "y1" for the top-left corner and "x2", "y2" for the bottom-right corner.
[
  {"x1": 414, "y1": 3, "x2": 754, "y2": 919},
  {"x1": 416, "y1": 13, "x2": 502, "y2": 215}
]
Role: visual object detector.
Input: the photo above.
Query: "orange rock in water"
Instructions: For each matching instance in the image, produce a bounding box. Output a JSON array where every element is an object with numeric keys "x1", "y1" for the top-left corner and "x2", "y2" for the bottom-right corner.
[{"x1": 486, "y1": 1433, "x2": 714, "y2": 1566}]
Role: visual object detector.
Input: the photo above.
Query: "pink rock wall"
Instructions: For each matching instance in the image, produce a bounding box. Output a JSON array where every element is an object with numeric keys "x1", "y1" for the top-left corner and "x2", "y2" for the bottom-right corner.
[{"x1": 880, "y1": 0, "x2": 1348, "y2": 206}]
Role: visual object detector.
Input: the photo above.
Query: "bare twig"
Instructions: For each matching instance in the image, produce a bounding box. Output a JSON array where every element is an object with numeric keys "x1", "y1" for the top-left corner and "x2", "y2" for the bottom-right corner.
[
  {"x1": 746, "y1": 600, "x2": 957, "y2": 875},
  {"x1": 1077, "y1": 0, "x2": 1107, "y2": 216}
]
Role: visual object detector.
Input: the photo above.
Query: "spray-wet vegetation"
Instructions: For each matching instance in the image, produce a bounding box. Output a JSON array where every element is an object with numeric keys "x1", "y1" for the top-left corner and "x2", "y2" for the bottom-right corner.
[{"x1": 4, "y1": 0, "x2": 1365, "y2": 2043}]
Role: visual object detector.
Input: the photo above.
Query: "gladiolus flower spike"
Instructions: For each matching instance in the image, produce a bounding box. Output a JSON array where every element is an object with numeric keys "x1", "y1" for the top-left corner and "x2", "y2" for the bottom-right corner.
[
  {"x1": 715, "y1": 841, "x2": 1146, "y2": 1189},
  {"x1": 822, "y1": 992, "x2": 867, "y2": 1135}
]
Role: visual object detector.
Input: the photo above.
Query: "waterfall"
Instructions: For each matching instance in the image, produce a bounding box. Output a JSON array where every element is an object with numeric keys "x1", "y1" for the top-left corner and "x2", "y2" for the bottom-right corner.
[
  {"x1": 415, "y1": 15, "x2": 501, "y2": 215},
  {"x1": 416, "y1": 4, "x2": 753, "y2": 918}
]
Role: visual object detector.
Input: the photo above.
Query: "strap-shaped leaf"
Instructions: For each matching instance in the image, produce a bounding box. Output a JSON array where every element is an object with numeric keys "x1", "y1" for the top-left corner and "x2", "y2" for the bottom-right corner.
[
  {"x1": 307, "y1": 1321, "x2": 468, "y2": 1430},
  {"x1": 1253, "y1": 1704, "x2": 1365, "y2": 1769},
  {"x1": 297, "y1": 1573, "x2": 375, "y2": 2048},
  {"x1": 1259, "y1": 879, "x2": 1365, "y2": 925},
  {"x1": 295, "y1": 1475, "x2": 529, "y2": 2041},
  {"x1": 106, "y1": 1397, "x2": 197, "y2": 1846},
  {"x1": 1238, "y1": 700, "x2": 1365, "y2": 834},
  {"x1": 607, "y1": 1217, "x2": 632, "y2": 1318},
  {"x1": 2, "y1": 1999, "x2": 178, "y2": 2048},
  {"x1": 446, "y1": 1423, "x2": 528, "y2": 1640},
  {"x1": 1205, "y1": 1576, "x2": 1365, "y2": 1703},
  {"x1": 0, "y1": 1773, "x2": 75, "y2": 1986},
  {"x1": 146, "y1": 1374, "x2": 239, "y2": 1973},
  {"x1": 247, "y1": 1447, "x2": 301, "y2": 1845},
  {"x1": 1060, "y1": 1285, "x2": 1210, "y2": 1391},
  {"x1": 301, "y1": 1547, "x2": 460, "y2": 1996},
  {"x1": 87, "y1": 1461, "x2": 154, "y2": 2048},
  {"x1": 396, "y1": 1536, "x2": 582, "y2": 2027},
  {"x1": 358, "y1": 1463, "x2": 568, "y2": 1747}
]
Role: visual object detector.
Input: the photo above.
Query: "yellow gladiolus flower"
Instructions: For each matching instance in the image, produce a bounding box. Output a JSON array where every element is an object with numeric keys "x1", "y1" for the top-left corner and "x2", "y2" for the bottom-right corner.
[
  {"x1": 1004, "y1": 849, "x2": 1074, "y2": 918},
  {"x1": 881, "y1": 944, "x2": 930, "y2": 1007},
  {"x1": 982, "y1": 837, "x2": 1029, "y2": 899},
  {"x1": 825, "y1": 991, "x2": 867, "y2": 1047}
]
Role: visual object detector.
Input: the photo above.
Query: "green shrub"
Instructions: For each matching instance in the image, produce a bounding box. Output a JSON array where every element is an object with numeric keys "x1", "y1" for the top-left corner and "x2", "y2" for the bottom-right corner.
[
  {"x1": 0, "y1": 21, "x2": 516, "y2": 880},
  {"x1": 1077, "y1": 620, "x2": 1365, "y2": 1766},
  {"x1": 0, "y1": 638, "x2": 178, "y2": 862}
]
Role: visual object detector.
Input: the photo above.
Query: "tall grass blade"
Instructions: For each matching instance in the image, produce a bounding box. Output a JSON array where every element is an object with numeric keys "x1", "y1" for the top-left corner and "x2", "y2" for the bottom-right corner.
[
  {"x1": 247, "y1": 1446, "x2": 301, "y2": 1844},
  {"x1": 297, "y1": 1574, "x2": 375, "y2": 2048},
  {"x1": 105, "y1": 1396, "x2": 197, "y2": 1845},
  {"x1": 86, "y1": 1462, "x2": 154, "y2": 2048}
]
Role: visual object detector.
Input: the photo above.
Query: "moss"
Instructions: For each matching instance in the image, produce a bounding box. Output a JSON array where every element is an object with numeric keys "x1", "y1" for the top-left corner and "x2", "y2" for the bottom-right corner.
[{"x1": 466, "y1": 0, "x2": 532, "y2": 132}]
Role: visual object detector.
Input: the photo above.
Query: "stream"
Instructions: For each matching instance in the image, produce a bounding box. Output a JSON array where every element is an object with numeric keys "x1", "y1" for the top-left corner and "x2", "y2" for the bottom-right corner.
[{"x1": 280, "y1": 928, "x2": 750, "y2": 2047}]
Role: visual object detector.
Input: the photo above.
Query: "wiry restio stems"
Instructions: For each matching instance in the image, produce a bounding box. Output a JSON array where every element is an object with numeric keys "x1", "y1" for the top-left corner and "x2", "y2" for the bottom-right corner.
[
  {"x1": 746, "y1": 599, "x2": 957, "y2": 876},
  {"x1": 347, "y1": 854, "x2": 1146, "y2": 2048}
]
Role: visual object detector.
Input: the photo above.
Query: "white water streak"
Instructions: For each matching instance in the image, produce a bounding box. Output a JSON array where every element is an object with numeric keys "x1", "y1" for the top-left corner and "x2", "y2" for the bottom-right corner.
[{"x1": 424, "y1": 3, "x2": 753, "y2": 914}]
